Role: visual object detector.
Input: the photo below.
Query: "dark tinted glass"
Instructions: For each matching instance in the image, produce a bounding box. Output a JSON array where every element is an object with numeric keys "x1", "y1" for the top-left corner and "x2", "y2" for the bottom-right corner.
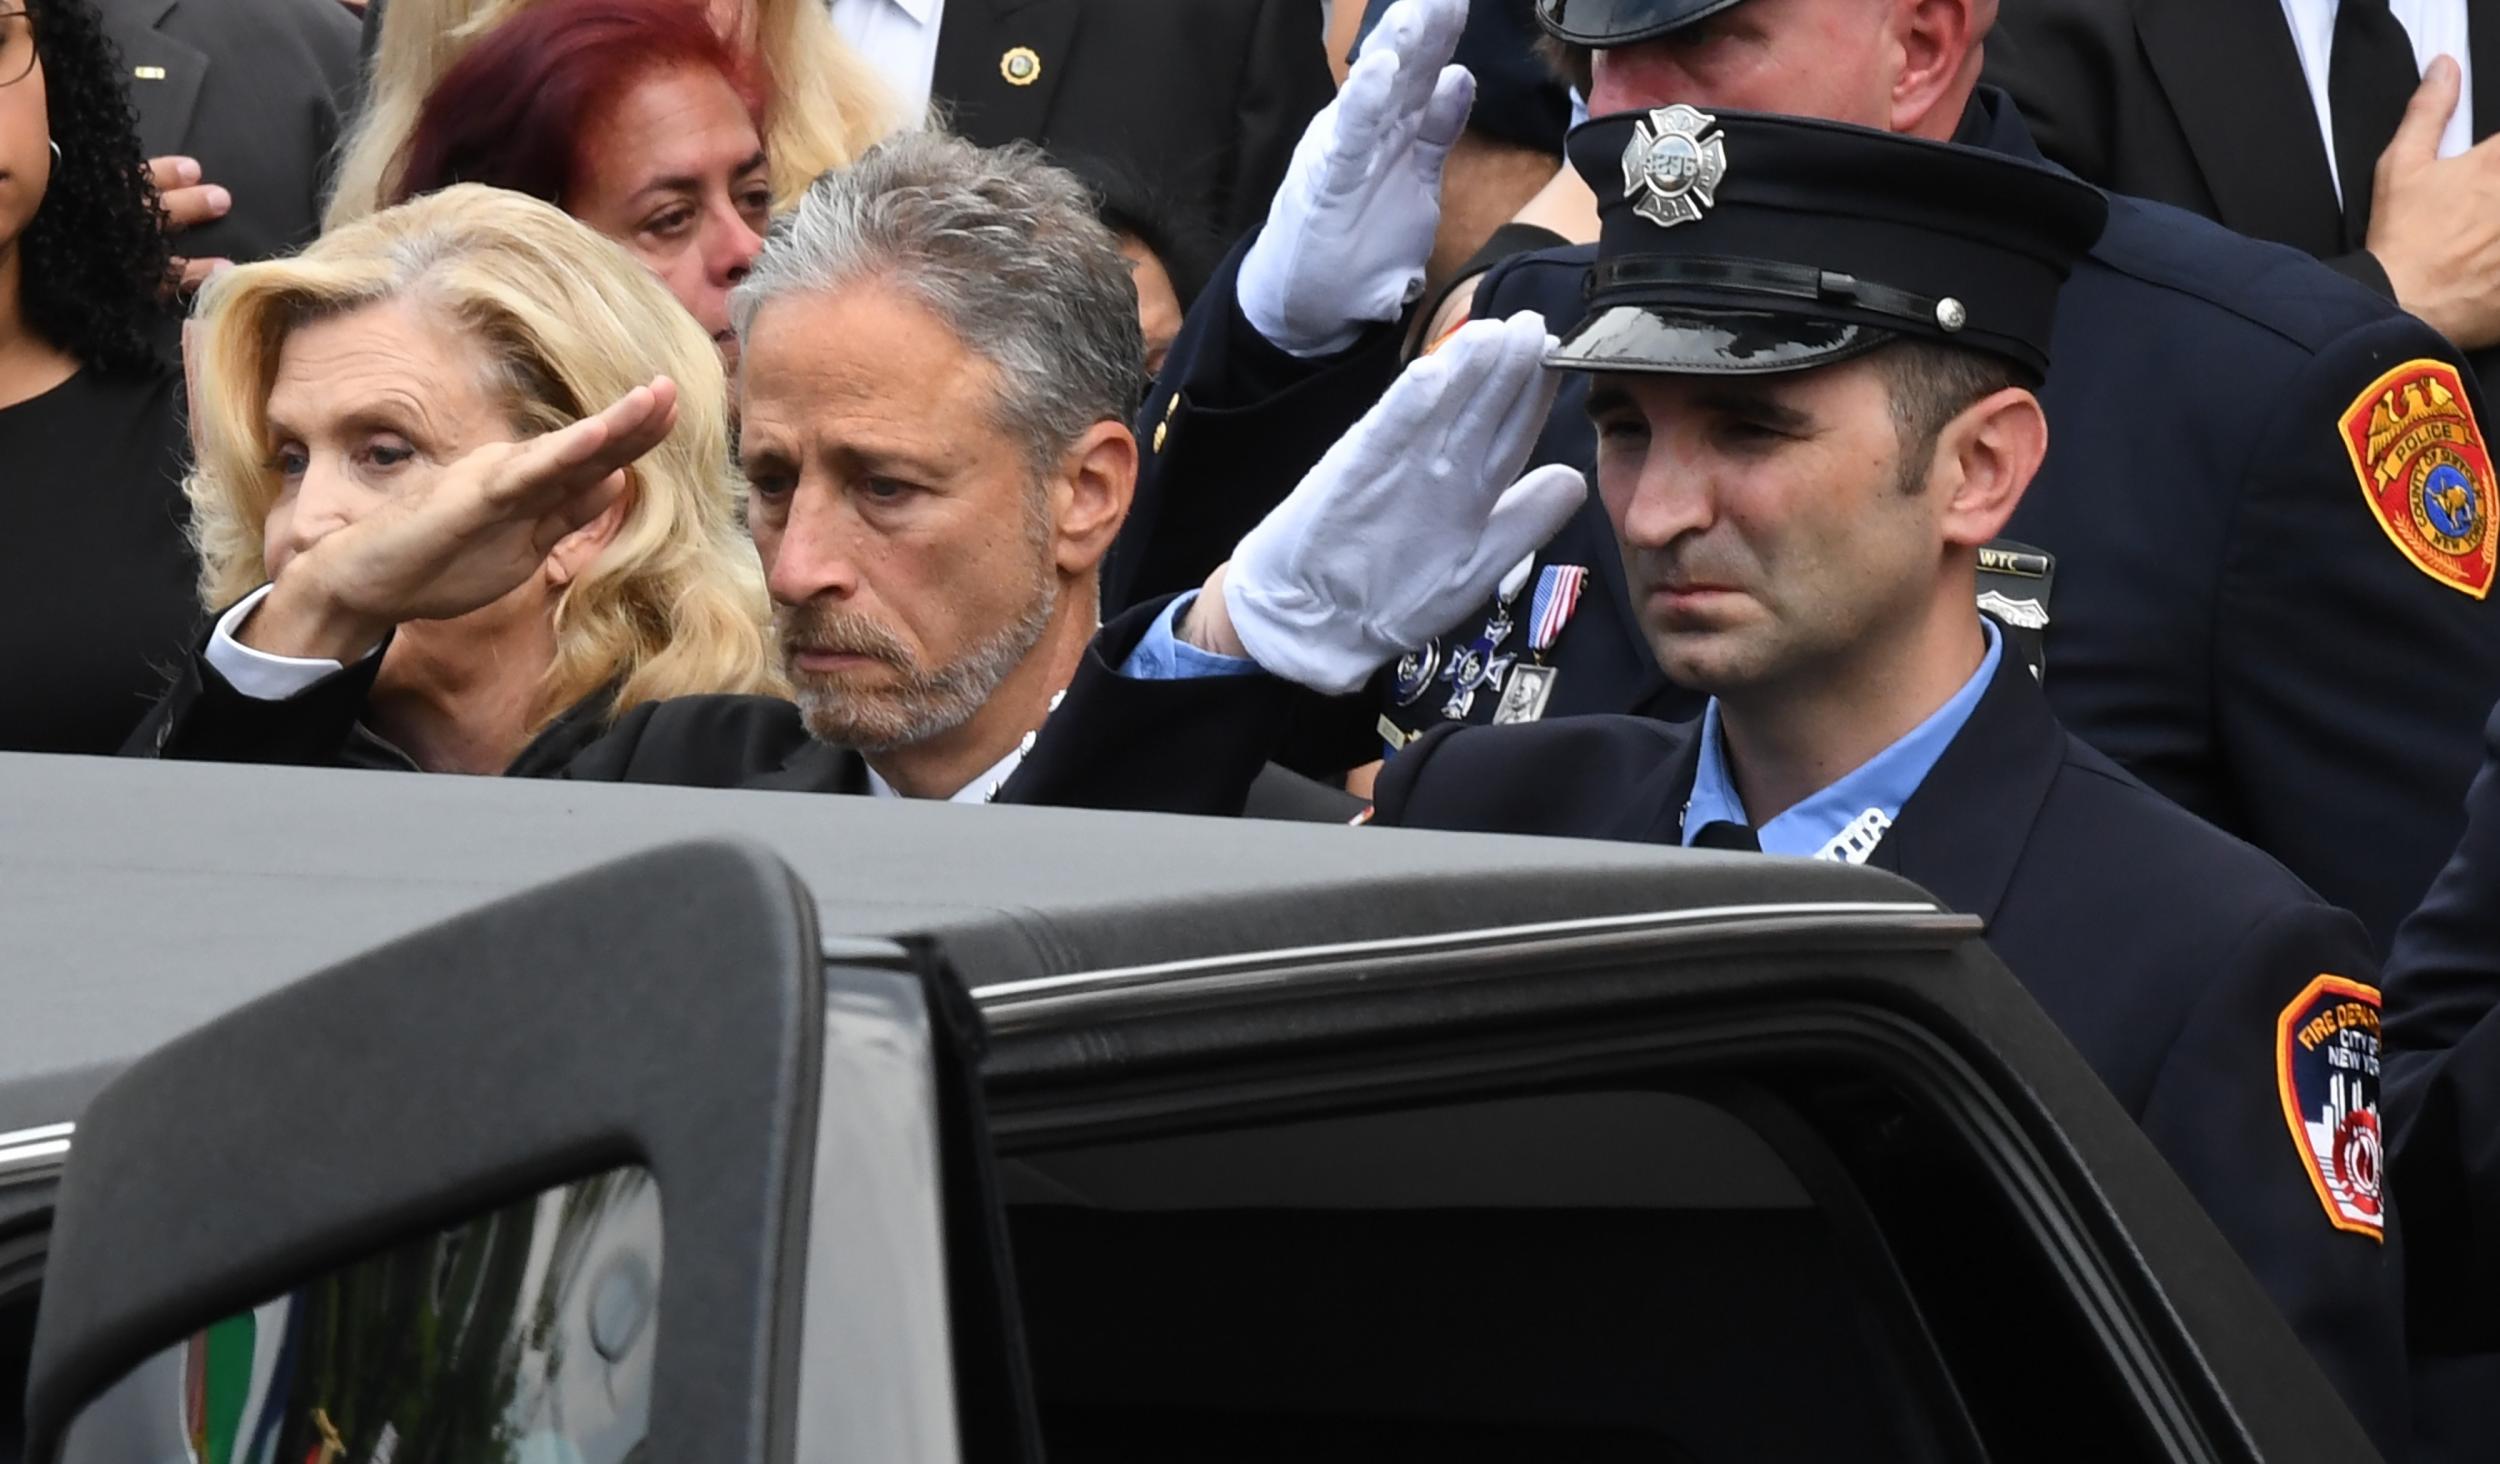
[
  {"x1": 59, "y1": 1166, "x2": 659, "y2": 1464},
  {"x1": 1003, "y1": 1090, "x2": 1953, "y2": 1461}
]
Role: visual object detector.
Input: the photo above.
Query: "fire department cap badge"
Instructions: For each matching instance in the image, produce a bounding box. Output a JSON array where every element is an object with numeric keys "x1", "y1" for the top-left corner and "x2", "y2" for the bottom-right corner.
[
  {"x1": 2340, "y1": 359, "x2": 2497, "y2": 598},
  {"x1": 1620, "y1": 105, "x2": 1728, "y2": 229},
  {"x1": 2275, "y1": 974, "x2": 2385, "y2": 1240}
]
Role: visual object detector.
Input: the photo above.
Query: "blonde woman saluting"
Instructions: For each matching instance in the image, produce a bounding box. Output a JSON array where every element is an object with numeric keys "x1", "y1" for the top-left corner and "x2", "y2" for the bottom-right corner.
[{"x1": 142, "y1": 185, "x2": 784, "y2": 775}]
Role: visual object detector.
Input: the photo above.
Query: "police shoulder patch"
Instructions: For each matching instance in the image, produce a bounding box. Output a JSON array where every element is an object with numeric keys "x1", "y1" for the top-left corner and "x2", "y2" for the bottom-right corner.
[
  {"x1": 2275, "y1": 974, "x2": 2385, "y2": 1240},
  {"x1": 2340, "y1": 359, "x2": 2497, "y2": 598}
]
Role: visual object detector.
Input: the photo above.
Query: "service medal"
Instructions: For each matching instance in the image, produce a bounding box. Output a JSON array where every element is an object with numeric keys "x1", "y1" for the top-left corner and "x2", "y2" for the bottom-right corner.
[
  {"x1": 1437, "y1": 609, "x2": 1516, "y2": 720},
  {"x1": 1491, "y1": 565, "x2": 1588, "y2": 725},
  {"x1": 1492, "y1": 664, "x2": 1558, "y2": 725},
  {"x1": 1389, "y1": 639, "x2": 1443, "y2": 707}
]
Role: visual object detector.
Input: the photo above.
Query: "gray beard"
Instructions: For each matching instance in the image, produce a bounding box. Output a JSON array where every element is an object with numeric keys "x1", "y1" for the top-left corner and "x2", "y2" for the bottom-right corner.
[{"x1": 784, "y1": 582, "x2": 1058, "y2": 755}]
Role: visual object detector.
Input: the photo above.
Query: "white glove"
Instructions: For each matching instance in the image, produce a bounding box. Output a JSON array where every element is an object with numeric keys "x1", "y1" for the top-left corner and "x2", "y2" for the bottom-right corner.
[
  {"x1": 1236, "y1": 0, "x2": 1475, "y2": 358},
  {"x1": 1224, "y1": 313, "x2": 1588, "y2": 693}
]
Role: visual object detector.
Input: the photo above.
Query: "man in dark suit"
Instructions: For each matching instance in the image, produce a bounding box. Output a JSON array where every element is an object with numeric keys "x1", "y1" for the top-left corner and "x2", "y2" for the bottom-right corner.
[
  {"x1": 1111, "y1": 0, "x2": 2500, "y2": 955},
  {"x1": 136, "y1": 133, "x2": 1349, "y2": 820},
  {"x1": 1092, "y1": 108, "x2": 2407, "y2": 1448},
  {"x1": 98, "y1": 0, "x2": 359, "y2": 274},
  {"x1": 823, "y1": 0, "x2": 1334, "y2": 243},
  {"x1": 2382, "y1": 693, "x2": 2500, "y2": 1458},
  {"x1": 1988, "y1": 0, "x2": 2500, "y2": 380}
]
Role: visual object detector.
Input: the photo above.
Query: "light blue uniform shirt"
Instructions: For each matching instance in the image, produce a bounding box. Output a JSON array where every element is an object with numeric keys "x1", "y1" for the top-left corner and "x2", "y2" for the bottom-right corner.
[
  {"x1": 1682, "y1": 620, "x2": 2002, "y2": 861},
  {"x1": 1124, "y1": 597, "x2": 2002, "y2": 864},
  {"x1": 1119, "y1": 594, "x2": 1259, "y2": 679}
]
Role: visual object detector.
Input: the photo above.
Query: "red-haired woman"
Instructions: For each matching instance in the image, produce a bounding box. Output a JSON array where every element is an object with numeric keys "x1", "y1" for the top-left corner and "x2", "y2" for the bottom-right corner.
[{"x1": 393, "y1": 0, "x2": 769, "y2": 368}]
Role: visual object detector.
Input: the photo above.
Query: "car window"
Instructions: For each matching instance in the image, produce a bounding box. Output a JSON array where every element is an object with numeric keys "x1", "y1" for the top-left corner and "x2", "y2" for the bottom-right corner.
[
  {"x1": 56, "y1": 1166, "x2": 659, "y2": 1464},
  {"x1": 1001, "y1": 1089, "x2": 1959, "y2": 1462}
]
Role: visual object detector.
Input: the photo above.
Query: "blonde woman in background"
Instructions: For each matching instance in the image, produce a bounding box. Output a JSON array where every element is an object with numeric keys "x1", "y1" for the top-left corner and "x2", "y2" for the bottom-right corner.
[
  {"x1": 149, "y1": 184, "x2": 783, "y2": 775},
  {"x1": 325, "y1": 0, "x2": 899, "y2": 232}
]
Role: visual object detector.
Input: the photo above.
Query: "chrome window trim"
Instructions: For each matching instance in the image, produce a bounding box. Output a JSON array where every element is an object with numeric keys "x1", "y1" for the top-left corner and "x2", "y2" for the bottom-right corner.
[
  {"x1": 973, "y1": 900, "x2": 1973, "y2": 1029},
  {"x1": 0, "y1": 1122, "x2": 73, "y2": 1184}
]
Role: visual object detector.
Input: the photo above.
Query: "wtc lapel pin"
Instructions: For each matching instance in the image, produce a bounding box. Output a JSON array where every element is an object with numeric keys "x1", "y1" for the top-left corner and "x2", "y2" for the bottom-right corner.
[{"x1": 1000, "y1": 46, "x2": 1041, "y2": 86}]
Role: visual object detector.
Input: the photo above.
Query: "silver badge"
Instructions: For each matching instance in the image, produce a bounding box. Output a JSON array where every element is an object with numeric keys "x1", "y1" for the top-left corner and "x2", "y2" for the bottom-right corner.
[
  {"x1": 1975, "y1": 589, "x2": 2049, "y2": 631},
  {"x1": 1621, "y1": 105, "x2": 1728, "y2": 229}
]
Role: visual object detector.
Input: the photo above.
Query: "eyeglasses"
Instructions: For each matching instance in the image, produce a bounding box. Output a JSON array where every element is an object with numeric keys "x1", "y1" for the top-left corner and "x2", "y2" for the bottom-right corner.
[{"x1": 0, "y1": 8, "x2": 34, "y2": 89}]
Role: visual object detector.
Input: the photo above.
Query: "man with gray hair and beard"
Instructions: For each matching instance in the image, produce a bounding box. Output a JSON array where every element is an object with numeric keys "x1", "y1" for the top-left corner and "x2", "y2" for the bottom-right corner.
[{"x1": 143, "y1": 132, "x2": 1342, "y2": 814}]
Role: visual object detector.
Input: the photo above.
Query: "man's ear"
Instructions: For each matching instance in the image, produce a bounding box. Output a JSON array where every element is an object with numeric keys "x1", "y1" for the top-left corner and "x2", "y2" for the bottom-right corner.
[
  {"x1": 1890, "y1": 0, "x2": 1986, "y2": 139},
  {"x1": 1051, "y1": 419, "x2": 1138, "y2": 576},
  {"x1": 545, "y1": 483, "x2": 634, "y2": 589},
  {"x1": 1933, "y1": 386, "x2": 2047, "y2": 549}
]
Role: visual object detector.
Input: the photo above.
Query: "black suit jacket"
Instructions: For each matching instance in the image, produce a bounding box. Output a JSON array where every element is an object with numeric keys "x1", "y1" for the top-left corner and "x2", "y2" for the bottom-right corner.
[
  {"x1": 130, "y1": 625, "x2": 1361, "y2": 819},
  {"x1": 99, "y1": 0, "x2": 360, "y2": 265},
  {"x1": 1987, "y1": 0, "x2": 2500, "y2": 380},
  {"x1": 2383, "y1": 694, "x2": 2500, "y2": 1459},
  {"x1": 930, "y1": 0, "x2": 1332, "y2": 242},
  {"x1": 1115, "y1": 88, "x2": 2500, "y2": 956},
  {"x1": 1061, "y1": 597, "x2": 2408, "y2": 1453}
]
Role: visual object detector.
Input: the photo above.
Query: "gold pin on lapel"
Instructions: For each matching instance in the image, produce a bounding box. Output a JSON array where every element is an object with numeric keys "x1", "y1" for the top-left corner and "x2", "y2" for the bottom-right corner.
[
  {"x1": 1000, "y1": 46, "x2": 1041, "y2": 86},
  {"x1": 132, "y1": 64, "x2": 166, "y2": 80}
]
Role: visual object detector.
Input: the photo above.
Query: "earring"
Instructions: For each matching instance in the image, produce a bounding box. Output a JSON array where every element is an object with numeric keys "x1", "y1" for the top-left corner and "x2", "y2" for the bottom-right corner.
[{"x1": 46, "y1": 139, "x2": 59, "y2": 166}]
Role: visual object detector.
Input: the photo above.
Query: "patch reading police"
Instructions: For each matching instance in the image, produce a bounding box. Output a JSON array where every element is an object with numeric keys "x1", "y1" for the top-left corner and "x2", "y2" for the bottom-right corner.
[
  {"x1": 1620, "y1": 106, "x2": 1727, "y2": 229},
  {"x1": 2275, "y1": 975, "x2": 2385, "y2": 1241},
  {"x1": 2340, "y1": 359, "x2": 2497, "y2": 599}
]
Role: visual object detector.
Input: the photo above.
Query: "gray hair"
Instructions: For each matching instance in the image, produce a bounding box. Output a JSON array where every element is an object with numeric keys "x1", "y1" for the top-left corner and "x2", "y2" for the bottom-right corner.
[{"x1": 730, "y1": 132, "x2": 1144, "y2": 473}]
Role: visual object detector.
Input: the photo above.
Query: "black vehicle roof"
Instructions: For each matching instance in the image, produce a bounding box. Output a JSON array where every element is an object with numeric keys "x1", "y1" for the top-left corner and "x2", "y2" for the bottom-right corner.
[{"x1": 0, "y1": 753, "x2": 1948, "y2": 1132}]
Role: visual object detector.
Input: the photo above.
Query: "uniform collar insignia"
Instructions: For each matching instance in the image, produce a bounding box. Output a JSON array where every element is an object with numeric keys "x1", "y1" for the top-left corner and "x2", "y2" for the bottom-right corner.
[{"x1": 1621, "y1": 105, "x2": 1729, "y2": 229}]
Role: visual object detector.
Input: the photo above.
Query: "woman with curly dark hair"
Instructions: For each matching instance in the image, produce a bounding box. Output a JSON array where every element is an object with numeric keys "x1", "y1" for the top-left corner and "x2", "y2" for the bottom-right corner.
[{"x1": 0, "y1": 0, "x2": 196, "y2": 753}]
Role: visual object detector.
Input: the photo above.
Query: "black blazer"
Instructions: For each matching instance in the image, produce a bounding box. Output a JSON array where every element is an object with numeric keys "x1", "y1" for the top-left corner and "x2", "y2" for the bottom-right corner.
[
  {"x1": 2384, "y1": 694, "x2": 2500, "y2": 1460},
  {"x1": 1057, "y1": 597, "x2": 2408, "y2": 1453},
  {"x1": 930, "y1": 0, "x2": 1333, "y2": 242},
  {"x1": 1987, "y1": 0, "x2": 2500, "y2": 375},
  {"x1": 98, "y1": 0, "x2": 361, "y2": 265},
  {"x1": 130, "y1": 624, "x2": 1362, "y2": 819}
]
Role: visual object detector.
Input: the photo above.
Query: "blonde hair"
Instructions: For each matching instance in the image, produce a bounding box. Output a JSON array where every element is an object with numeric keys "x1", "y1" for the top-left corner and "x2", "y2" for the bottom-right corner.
[
  {"x1": 188, "y1": 184, "x2": 785, "y2": 729},
  {"x1": 325, "y1": 0, "x2": 901, "y2": 232}
]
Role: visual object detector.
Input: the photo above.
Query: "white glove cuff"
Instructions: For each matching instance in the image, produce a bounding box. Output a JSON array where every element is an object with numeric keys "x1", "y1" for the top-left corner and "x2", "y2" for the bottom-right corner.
[
  {"x1": 1222, "y1": 566, "x2": 1385, "y2": 696},
  {"x1": 1238, "y1": 231, "x2": 1417, "y2": 361}
]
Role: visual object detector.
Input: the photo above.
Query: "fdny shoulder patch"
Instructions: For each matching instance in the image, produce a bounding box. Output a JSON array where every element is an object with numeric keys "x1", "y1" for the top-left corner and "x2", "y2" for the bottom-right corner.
[
  {"x1": 2340, "y1": 359, "x2": 2497, "y2": 598},
  {"x1": 2275, "y1": 974, "x2": 2385, "y2": 1241}
]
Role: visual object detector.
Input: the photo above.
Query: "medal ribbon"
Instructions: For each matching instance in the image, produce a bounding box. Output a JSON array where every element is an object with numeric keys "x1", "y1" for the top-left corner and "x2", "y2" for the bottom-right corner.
[{"x1": 1528, "y1": 565, "x2": 1587, "y2": 654}]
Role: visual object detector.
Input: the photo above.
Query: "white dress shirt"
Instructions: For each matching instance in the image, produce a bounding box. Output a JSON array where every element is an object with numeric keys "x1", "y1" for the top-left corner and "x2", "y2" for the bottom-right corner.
[
  {"x1": 865, "y1": 742, "x2": 1024, "y2": 803},
  {"x1": 828, "y1": 0, "x2": 947, "y2": 124},
  {"x1": 2277, "y1": 0, "x2": 2476, "y2": 203}
]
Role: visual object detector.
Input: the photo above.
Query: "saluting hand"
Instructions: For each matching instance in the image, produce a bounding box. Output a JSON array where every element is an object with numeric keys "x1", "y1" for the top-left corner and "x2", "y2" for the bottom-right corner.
[
  {"x1": 242, "y1": 379, "x2": 681, "y2": 663},
  {"x1": 1190, "y1": 313, "x2": 1587, "y2": 692},
  {"x1": 1236, "y1": 0, "x2": 1475, "y2": 358}
]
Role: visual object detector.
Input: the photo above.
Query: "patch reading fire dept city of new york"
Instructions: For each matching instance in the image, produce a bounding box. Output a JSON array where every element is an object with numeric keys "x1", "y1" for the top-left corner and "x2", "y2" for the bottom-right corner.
[
  {"x1": 2341, "y1": 359, "x2": 2498, "y2": 599},
  {"x1": 2275, "y1": 975, "x2": 2385, "y2": 1241}
]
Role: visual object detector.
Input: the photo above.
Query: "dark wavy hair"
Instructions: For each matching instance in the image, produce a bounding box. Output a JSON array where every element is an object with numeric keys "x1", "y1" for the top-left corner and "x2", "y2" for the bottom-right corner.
[{"x1": 17, "y1": 0, "x2": 170, "y2": 371}]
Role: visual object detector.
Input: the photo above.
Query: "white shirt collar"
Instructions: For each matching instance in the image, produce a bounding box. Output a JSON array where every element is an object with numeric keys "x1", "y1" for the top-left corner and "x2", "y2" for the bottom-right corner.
[
  {"x1": 862, "y1": 689, "x2": 1066, "y2": 804},
  {"x1": 865, "y1": 738, "x2": 1030, "y2": 804}
]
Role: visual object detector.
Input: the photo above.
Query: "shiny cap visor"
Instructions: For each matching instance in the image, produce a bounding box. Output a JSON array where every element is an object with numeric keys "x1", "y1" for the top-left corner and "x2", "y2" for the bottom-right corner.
[
  {"x1": 1545, "y1": 304, "x2": 1896, "y2": 375},
  {"x1": 1536, "y1": 0, "x2": 1755, "y2": 45}
]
